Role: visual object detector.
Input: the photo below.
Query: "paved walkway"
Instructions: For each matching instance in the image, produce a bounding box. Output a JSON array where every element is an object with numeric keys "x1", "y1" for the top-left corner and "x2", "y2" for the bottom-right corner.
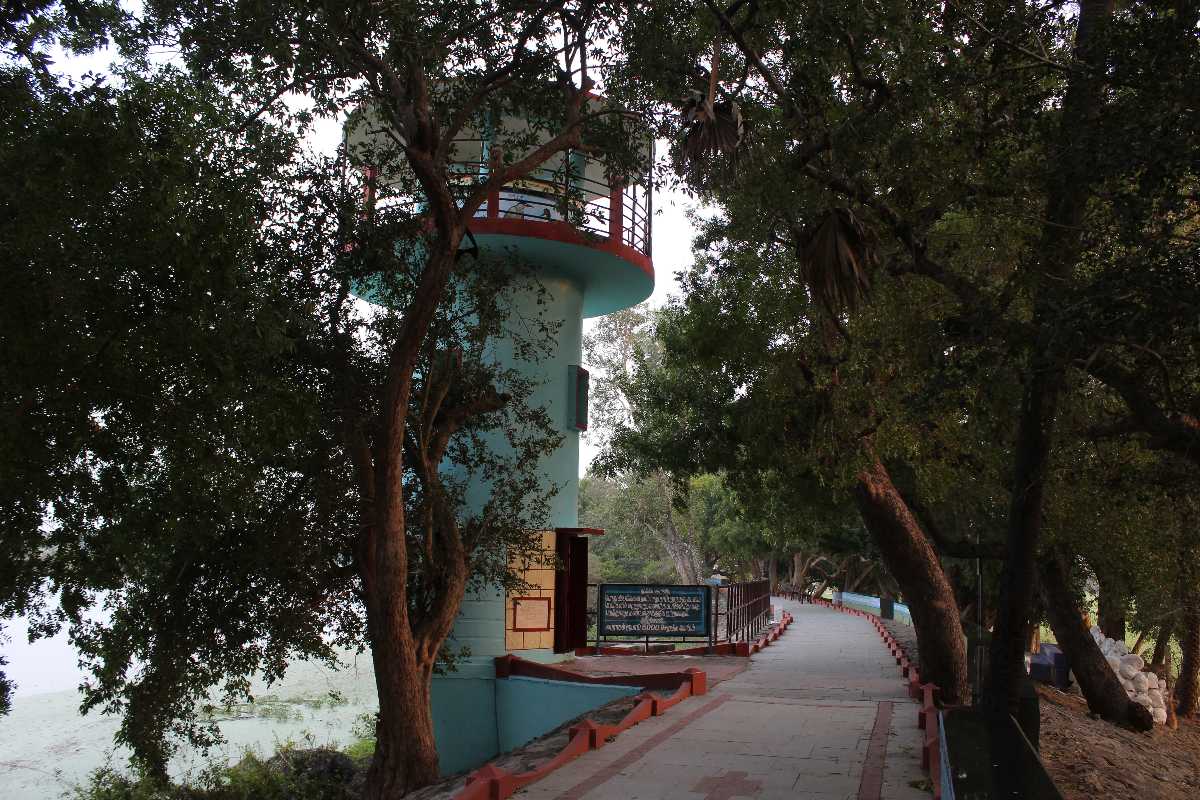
[{"x1": 515, "y1": 597, "x2": 929, "y2": 800}]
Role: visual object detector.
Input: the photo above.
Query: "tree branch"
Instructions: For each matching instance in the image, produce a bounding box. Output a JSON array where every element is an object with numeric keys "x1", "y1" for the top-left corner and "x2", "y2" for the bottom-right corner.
[{"x1": 1085, "y1": 353, "x2": 1200, "y2": 467}]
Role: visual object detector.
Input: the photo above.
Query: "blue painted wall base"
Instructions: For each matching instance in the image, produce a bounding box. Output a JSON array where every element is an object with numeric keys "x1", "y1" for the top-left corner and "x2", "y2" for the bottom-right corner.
[
  {"x1": 431, "y1": 675, "x2": 498, "y2": 775},
  {"x1": 431, "y1": 674, "x2": 640, "y2": 776},
  {"x1": 836, "y1": 591, "x2": 913, "y2": 626},
  {"x1": 496, "y1": 676, "x2": 639, "y2": 753}
]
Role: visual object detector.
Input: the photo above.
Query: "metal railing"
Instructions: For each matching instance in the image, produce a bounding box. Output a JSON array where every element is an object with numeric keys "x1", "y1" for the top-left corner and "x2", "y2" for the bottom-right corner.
[
  {"x1": 725, "y1": 580, "x2": 771, "y2": 643},
  {"x1": 446, "y1": 148, "x2": 652, "y2": 257}
]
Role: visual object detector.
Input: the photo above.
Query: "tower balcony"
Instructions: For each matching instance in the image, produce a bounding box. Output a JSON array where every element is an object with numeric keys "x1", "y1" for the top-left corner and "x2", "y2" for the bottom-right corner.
[{"x1": 448, "y1": 144, "x2": 654, "y2": 317}]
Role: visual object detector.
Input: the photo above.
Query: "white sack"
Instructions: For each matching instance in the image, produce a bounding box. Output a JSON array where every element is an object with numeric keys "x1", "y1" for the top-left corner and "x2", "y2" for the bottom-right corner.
[{"x1": 1120, "y1": 653, "x2": 1145, "y2": 671}]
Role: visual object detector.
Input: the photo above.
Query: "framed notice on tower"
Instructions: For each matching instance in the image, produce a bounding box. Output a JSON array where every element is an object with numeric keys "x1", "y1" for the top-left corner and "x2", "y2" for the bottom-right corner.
[{"x1": 511, "y1": 597, "x2": 551, "y2": 632}]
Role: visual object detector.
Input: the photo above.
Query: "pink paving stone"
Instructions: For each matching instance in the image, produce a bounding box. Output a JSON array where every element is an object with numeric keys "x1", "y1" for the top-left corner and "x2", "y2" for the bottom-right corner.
[
  {"x1": 512, "y1": 597, "x2": 927, "y2": 800},
  {"x1": 691, "y1": 770, "x2": 763, "y2": 799}
]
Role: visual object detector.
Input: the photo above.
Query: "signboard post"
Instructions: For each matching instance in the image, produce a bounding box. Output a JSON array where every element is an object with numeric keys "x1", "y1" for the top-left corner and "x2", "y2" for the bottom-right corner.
[{"x1": 597, "y1": 584, "x2": 712, "y2": 642}]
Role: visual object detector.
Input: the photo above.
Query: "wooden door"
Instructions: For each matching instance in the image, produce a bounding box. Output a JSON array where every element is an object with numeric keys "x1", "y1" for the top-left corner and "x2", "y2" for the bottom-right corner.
[{"x1": 553, "y1": 531, "x2": 590, "y2": 653}]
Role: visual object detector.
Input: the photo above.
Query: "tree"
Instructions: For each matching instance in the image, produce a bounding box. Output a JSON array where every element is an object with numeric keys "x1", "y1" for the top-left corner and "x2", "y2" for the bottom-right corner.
[
  {"x1": 2, "y1": 2, "x2": 647, "y2": 793},
  {"x1": 579, "y1": 474, "x2": 678, "y2": 585},
  {"x1": 597, "y1": 205, "x2": 975, "y2": 702},
  {"x1": 585, "y1": 306, "x2": 711, "y2": 584},
  {"x1": 578, "y1": 469, "x2": 769, "y2": 585},
  {"x1": 582, "y1": 469, "x2": 706, "y2": 584},
  {"x1": 610, "y1": 0, "x2": 1200, "y2": 716},
  {"x1": 1039, "y1": 552, "x2": 1151, "y2": 730},
  {"x1": 1172, "y1": 532, "x2": 1200, "y2": 718},
  {"x1": 0, "y1": 56, "x2": 358, "y2": 769}
]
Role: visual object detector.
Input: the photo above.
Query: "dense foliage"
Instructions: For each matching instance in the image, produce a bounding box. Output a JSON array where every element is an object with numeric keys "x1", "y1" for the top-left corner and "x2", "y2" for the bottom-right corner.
[{"x1": 3, "y1": 1, "x2": 1200, "y2": 793}]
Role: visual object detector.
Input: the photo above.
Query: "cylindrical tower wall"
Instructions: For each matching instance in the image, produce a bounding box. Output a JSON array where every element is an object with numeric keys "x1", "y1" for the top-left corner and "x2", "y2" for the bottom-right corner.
[{"x1": 447, "y1": 271, "x2": 582, "y2": 667}]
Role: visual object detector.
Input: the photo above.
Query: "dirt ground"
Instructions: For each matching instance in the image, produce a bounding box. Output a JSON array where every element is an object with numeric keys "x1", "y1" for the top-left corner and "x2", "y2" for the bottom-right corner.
[
  {"x1": 1037, "y1": 685, "x2": 1200, "y2": 799},
  {"x1": 881, "y1": 619, "x2": 919, "y2": 665}
]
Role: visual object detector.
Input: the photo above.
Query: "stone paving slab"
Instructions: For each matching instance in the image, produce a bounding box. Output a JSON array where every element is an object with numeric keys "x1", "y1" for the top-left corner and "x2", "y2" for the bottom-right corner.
[{"x1": 513, "y1": 597, "x2": 930, "y2": 800}]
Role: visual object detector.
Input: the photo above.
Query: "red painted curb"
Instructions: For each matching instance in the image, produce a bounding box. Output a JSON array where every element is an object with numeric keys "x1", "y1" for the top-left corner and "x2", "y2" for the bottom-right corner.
[
  {"x1": 552, "y1": 694, "x2": 733, "y2": 800},
  {"x1": 496, "y1": 655, "x2": 694, "y2": 691}
]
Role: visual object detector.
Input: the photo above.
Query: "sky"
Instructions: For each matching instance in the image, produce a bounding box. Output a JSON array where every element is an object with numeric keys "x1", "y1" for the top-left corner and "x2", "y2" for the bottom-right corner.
[{"x1": 2, "y1": 48, "x2": 700, "y2": 697}]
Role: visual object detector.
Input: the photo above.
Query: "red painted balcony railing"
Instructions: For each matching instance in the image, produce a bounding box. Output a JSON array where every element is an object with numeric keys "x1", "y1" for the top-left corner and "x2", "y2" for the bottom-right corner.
[{"x1": 449, "y1": 150, "x2": 652, "y2": 257}]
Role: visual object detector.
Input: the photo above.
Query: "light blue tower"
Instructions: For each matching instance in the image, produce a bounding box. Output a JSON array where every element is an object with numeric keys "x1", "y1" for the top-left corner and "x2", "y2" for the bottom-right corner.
[{"x1": 348, "y1": 105, "x2": 654, "y2": 774}]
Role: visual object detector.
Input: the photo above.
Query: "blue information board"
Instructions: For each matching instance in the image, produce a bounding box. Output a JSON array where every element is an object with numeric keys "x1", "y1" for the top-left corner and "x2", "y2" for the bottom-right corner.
[{"x1": 598, "y1": 584, "x2": 711, "y2": 637}]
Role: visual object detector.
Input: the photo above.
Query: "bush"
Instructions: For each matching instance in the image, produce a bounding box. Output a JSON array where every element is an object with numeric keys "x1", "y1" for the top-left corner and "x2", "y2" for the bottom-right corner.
[{"x1": 71, "y1": 746, "x2": 363, "y2": 800}]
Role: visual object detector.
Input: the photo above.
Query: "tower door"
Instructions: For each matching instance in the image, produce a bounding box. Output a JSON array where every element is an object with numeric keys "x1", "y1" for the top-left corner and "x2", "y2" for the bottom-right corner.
[{"x1": 553, "y1": 531, "x2": 590, "y2": 653}]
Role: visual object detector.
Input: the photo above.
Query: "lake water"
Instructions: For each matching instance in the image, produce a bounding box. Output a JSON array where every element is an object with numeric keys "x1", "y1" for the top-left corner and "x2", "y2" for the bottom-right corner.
[{"x1": 0, "y1": 629, "x2": 379, "y2": 800}]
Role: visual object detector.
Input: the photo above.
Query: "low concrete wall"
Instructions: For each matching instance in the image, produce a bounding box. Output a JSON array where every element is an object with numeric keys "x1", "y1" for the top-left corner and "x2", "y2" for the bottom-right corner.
[
  {"x1": 432, "y1": 673, "x2": 500, "y2": 776},
  {"x1": 839, "y1": 591, "x2": 912, "y2": 626},
  {"x1": 432, "y1": 672, "x2": 641, "y2": 776},
  {"x1": 496, "y1": 676, "x2": 640, "y2": 752}
]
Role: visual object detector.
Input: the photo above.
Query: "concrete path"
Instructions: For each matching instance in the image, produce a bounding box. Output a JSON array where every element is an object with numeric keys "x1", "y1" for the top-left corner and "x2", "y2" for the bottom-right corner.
[{"x1": 514, "y1": 597, "x2": 929, "y2": 800}]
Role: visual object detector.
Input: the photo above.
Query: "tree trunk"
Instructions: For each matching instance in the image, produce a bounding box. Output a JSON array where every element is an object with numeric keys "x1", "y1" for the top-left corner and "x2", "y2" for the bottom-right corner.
[
  {"x1": 1038, "y1": 551, "x2": 1152, "y2": 730},
  {"x1": 846, "y1": 560, "x2": 876, "y2": 593},
  {"x1": 354, "y1": 245, "x2": 472, "y2": 796},
  {"x1": 811, "y1": 576, "x2": 831, "y2": 601},
  {"x1": 1164, "y1": 660, "x2": 1179, "y2": 729},
  {"x1": 791, "y1": 552, "x2": 819, "y2": 592},
  {"x1": 358, "y1": 504, "x2": 443, "y2": 797},
  {"x1": 854, "y1": 455, "x2": 969, "y2": 705},
  {"x1": 667, "y1": 545, "x2": 697, "y2": 584},
  {"x1": 811, "y1": 555, "x2": 851, "y2": 602},
  {"x1": 1176, "y1": 599, "x2": 1200, "y2": 717},
  {"x1": 988, "y1": 0, "x2": 1115, "y2": 714},
  {"x1": 1130, "y1": 629, "x2": 1147, "y2": 657},
  {"x1": 368, "y1": 649, "x2": 439, "y2": 794},
  {"x1": 1097, "y1": 572, "x2": 1128, "y2": 643},
  {"x1": 360, "y1": 502, "x2": 471, "y2": 798},
  {"x1": 660, "y1": 507, "x2": 701, "y2": 585},
  {"x1": 1151, "y1": 617, "x2": 1177, "y2": 669},
  {"x1": 767, "y1": 553, "x2": 779, "y2": 592},
  {"x1": 990, "y1": 361, "x2": 1063, "y2": 712}
]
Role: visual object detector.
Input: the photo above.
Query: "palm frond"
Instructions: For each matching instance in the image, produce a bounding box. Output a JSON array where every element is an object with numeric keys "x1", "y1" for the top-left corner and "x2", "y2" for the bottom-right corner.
[
  {"x1": 798, "y1": 207, "x2": 877, "y2": 315},
  {"x1": 679, "y1": 91, "x2": 744, "y2": 181}
]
